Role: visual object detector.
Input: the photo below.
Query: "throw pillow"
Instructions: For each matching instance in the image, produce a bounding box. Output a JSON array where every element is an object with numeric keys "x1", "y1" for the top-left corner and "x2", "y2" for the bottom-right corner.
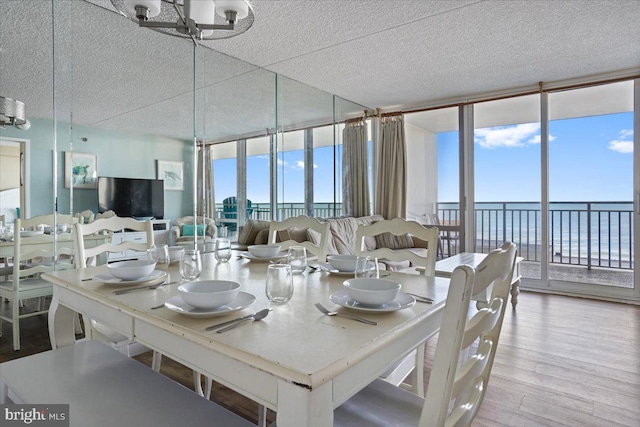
[
  {"x1": 277, "y1": 227, "x2": 307, "y2": 243},
  {"x1": 237, "y1": 219, "x2": 270, "y2": 245},
  {"x1": 306, "y1": 228, "x2": 322, "y2": 245},
  {"x1": 374, "y1": 232, "x2": 414, "y2": 250},
  {"x1": 182, "y1": 224, "x2": 205, "y2": 237},
  {"x1": 254, "y1": 228, "x2": 270, "y2": 245}
]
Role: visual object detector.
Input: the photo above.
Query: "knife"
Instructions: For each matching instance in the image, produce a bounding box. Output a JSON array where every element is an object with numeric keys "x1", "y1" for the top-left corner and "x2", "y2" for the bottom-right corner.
[
  {"x1": 113, "y1": 281, "x2": 175, "y2": 295},
  {"x1": 205, "y1": 313, "x2": 255, "y2": 331}
]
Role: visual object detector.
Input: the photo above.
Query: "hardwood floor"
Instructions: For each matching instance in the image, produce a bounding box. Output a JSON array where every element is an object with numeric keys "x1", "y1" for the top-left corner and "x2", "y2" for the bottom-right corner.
[{"x1": 2, "y1": 292, "x2": 639, "y2": 426}]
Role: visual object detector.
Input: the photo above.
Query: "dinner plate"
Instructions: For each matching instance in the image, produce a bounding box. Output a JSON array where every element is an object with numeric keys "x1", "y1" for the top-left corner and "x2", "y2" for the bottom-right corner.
[
  {"x1": 318, "y1": 262, "x2": 355, "y2": 276},
  {"x1": 164, "y1": 292, "x2": 256, "y2": 318},
  {"x1": 93, "y1": 270, "x2": 167, "y2": 286},
  {"x1": 329, "y1": 290, "x2": 416, "y2": 312},
  {"x1": 20, "y1": 230, "x2": 45, "y2": 237},
  {"x1": 239, "y1": 251, "x2": 287, "y2": 262}
]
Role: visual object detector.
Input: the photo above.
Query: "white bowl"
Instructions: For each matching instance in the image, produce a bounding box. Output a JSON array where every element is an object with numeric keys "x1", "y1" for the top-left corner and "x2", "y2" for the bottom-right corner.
[
  {"x1": 108, "y1": 260, "x2": 156, "y2": 281},
  {"x1": 178, "y1": 280, "x2": 241, "y2": 309},
  {"x1": 343, "y1": 278, "x2": 401, "y2": 306},
  {"x1": 168, "y1": 246, "x2": 185, "y2": 263},
  {"x1": 248, "y1": 244, "x2": 281, "y2": 258},
  {"x1": 327, "y1": 254, "x2": 359, "y2": 272}
]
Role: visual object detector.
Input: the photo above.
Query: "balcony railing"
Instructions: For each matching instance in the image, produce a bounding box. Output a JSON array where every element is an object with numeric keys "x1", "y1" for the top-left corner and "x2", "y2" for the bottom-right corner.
[
  {"x1": 214, "y1": 201, "x2": 633, "y2": 270},
  {"x1": 438, "y1": 201, "x2": 634, "y2": 270}
]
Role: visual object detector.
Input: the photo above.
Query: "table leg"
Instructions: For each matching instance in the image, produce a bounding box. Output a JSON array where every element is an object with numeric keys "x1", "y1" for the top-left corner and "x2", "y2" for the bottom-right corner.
[
  {"x1": 48, "y1": 290, "x2": 77, "y2": 349},
  {"x1": 510, "y1": 279, "x2": 520, "y2": 310},
  {"x1": 276, "y1": 379, "x2": 333, "y2": 427}
]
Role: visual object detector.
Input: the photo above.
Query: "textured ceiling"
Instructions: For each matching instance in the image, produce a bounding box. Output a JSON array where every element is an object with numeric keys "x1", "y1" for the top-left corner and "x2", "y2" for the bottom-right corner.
[{"x1": 1, "y1": 0, "x2": 639, "y2": 142}]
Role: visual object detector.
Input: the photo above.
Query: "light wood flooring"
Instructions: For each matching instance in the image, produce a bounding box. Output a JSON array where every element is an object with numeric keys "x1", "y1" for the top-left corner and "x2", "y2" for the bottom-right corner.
[{"x1": 2, "y1": 292, "x2": 639, "y2": 426}]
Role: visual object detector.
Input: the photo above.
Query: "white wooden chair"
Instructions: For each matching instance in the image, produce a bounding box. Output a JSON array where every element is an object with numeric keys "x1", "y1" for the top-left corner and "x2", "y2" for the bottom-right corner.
[
  {"x1": 74, "y1": 216, "x2": 156, "y2": 358},
  {"x1": 268, "y1": 215, "x2": 331, "y2": 263},
  {"x1": 355, "y1": 217, "x2": 439, "y2": 396},
  {"x1": 0, "y1": 218, "x2": 74, "y2": 350},
  {"x1": 331, "y1": 242, "x2": 517, "y2": 427}
]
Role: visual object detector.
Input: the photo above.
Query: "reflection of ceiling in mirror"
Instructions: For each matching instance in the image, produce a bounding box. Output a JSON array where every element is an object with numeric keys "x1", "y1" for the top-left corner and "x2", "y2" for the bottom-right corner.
[{"x1": 0, "y1": 0, "x2": 366, "y2": 143}]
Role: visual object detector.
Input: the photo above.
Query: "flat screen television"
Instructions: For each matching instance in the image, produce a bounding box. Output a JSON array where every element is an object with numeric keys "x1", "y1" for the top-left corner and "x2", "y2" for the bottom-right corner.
[{"x1": 97, "y1": 177, "x2": 164, "y2": 219}]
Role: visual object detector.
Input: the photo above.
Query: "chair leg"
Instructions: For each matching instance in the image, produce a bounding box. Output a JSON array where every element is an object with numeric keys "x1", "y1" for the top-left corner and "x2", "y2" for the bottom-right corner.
[
  {"x1": 12, "y1": 299, "x2": 20, "y2": 351},
  {"x1": 151, "y1": 351, "x2": 162, "y2": 372},
  {"x1": 204, "y1": 376, "x2": 212, "y2": 400},
  {"x1": 193, "y1": 371, "x2": 204, "y2": 397}
]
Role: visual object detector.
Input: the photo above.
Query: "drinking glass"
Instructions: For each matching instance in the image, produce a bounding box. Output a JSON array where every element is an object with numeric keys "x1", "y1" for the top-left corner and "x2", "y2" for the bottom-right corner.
[
  {"x1": 214, "y1": 238, "x2": 231, "y2": 263},
  {"x1": 179, "y1": 249, "x2": 202, "y2": 281},
  {"x1": 265, "y1": 264, "x2": 293, "y2": 304},
  {"x1": 147, "y1": 244, "x2": 170, "y2": 271},
  {"x1": 287, "y1": 246, "x2": 307, "y2": 274},
  {"x1": 355, "y1": 255, "x2": 379, "y2": 279}
]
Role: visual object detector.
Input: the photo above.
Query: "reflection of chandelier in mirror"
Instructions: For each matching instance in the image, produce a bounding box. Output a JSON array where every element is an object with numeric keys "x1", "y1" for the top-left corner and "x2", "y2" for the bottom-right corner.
[
  {"x1": 111, "y1": 0, "x2": 254, "y2": 41},
  {"x1": 0, "y1": 96, "x2": 30, "y2": 130}
]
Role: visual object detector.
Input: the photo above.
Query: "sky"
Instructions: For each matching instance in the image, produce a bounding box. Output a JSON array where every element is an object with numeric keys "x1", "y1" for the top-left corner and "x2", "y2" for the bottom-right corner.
[
  {"x1": 214, "y1": 111, "x2": 634, "y2": 205},
  {"x1": 438, "y1": 112, "x2": 634, "y2": 203}
]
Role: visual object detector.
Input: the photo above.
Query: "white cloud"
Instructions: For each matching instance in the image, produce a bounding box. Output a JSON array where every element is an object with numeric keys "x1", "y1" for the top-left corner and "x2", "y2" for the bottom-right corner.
[
  {"x1": 276, "y1": 159, "x2": 287, "y2": 167},
  {"x1": 609, "y1": 140, "x2": 633, "y2": 153},
  {"x1": 291, "y1": 161, "x2": 318, "y2": 170},
  {"x1": 475, "y1": 123, "x2": 542, "y2": 149},
  {"x1": 608, "y1": 129, "x2": 634, "y2": 153}
]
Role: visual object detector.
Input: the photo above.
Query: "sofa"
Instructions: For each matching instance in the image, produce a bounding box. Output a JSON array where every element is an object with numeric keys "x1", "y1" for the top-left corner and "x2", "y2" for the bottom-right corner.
[
  {"x1": 171, "y1": 216, "x2": 217, "y2": 245},
  {"x1": 235, "y1": 215, "x2": 429, "y2": 271}
]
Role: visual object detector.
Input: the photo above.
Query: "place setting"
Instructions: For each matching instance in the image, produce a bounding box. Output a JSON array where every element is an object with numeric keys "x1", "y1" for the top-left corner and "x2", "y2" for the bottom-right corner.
[
  {"x1": 153, "y1": 248, "x2": 257, "y2": 318},
  {"x1": 238, "y1": 244, "x2": 287, "y2": 262},
  {"x1": 326, "y1": 256, "x2": 431, "y2": 314},
  {"x1": 93, "y1": 259, "x2": 167, "y2": 288}
]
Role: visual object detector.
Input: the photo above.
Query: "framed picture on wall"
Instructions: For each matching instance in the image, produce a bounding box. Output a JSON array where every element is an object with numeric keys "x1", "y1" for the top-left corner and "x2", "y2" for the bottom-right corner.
[
  {"x1": 157, "y1": 160, "x2": 184, "y2": 191},
  {"x1": 65, "y1": 152, "x2": 98, "y2": 189}
]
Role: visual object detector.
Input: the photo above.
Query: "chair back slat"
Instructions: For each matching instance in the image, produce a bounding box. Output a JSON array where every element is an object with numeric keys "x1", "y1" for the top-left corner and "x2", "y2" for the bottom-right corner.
[
  {"x1": 268, "y1": 215, "x2": 330, "y2": 262},
  {"x1": 419, "y1": 242, "x2": 517, "y2": 427},
  {"x1": 355, "y1": 217, "x2": 439, "y2": 276}
]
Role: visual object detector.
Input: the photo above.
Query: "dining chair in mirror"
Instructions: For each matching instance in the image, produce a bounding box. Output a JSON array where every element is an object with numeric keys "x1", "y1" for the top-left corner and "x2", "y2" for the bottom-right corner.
[
  {"x1": 330, "y1": 242, "x2": 517, "y2": 427},
  {"x1": 0, "y1": 218, "x2": 73, "y2": 350},
  {"x1": 268, "y1": 215, "x2": 330, "y2": 263},
  {"x1": 354, "y1": 217, "x2": 439, "y2": 396},
  {"x1": 74, "y1": 216, "x2": 156, "y2": 357}
]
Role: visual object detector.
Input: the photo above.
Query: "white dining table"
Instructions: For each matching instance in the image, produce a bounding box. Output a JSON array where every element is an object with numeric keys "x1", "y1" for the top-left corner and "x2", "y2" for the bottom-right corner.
[{"x1": 43, "y1": 253, "x2": 450, "y2": 427}]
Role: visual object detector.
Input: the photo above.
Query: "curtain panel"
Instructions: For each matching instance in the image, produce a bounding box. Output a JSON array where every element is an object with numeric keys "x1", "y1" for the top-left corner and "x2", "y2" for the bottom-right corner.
[
  {"x1": 197, "y1": 145, "x2": 215, "y2": 219},
  {"x1": 375, "y1": 113, "x2": 407, "y2": 219},
  {"x1": 342, "y1": 119, "x2": 370, "y2": 217}
]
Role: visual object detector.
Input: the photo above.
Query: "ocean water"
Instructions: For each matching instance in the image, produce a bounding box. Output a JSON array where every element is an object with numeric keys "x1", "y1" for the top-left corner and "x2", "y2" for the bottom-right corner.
[{"x1": 439, "y1": 202, "x2": 634, "y2": 263}]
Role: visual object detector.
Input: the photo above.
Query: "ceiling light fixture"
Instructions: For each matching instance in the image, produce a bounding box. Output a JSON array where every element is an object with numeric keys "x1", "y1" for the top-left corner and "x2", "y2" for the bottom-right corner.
[
  {"x1": 0, "y1": 96, "x2": 30, "y2": 131},
  {"x1": 110, "y1": 0, "x2": 254, "y2": 41}
]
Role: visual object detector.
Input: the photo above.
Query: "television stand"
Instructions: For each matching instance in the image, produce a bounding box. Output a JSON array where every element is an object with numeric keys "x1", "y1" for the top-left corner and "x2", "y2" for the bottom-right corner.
[{"x1": 108, "y1": 219, "x2": 171, "y2": 262}]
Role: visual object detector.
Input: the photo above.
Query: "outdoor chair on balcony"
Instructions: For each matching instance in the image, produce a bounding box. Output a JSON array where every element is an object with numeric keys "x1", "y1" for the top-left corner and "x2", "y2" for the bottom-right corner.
[{"x1": 220, "y1": 197, "x2": 253, "y2": 232}]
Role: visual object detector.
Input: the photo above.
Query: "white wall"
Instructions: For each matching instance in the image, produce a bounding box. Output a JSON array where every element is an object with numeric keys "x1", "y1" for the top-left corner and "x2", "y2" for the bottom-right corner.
[{"x1": 405, "y1": 122, "x2": 438, "y2": 219}]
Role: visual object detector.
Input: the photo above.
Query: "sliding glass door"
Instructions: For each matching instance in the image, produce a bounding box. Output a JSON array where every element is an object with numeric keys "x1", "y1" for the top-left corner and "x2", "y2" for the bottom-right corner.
[{"x1": 546, "y1": 81, "x2": 637, "y2": 299}]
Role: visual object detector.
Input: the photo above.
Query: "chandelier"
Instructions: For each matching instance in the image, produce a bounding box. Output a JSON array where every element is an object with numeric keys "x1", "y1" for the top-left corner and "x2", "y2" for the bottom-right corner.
[
  {"x1": 110, "y1": 0, "x2": 254, "y2": 41},
  {"x1": 0, "y1": 96, "x2": 30, "y2": 130}
]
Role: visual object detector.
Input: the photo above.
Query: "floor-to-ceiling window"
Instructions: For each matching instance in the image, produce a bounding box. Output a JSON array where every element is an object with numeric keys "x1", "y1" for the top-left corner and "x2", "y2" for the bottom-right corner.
[
  {"x1": 246, "y1": 136, "x2": 271, "y2": 221},
  {"x1": 212, "y1": 141, "x2": 238, "y2": 237},
  {"x1": 474, "y1": 95, "x2": 541, "y2": 280},
  {"x1": 546, "y1": 81, "x2": 635, "y2": 296}
]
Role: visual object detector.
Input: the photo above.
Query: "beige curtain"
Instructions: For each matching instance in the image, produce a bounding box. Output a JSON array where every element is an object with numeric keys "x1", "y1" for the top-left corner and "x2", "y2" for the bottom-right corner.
[
  {"x1": 197, "y1": 145, "x2": 215, "y2": 219},
  {"x1": 342, "y1": 118, "x2": 370, "y2": 217},
  {"x1": 375, "y1": 113, "x2": 406, "y2": 219}
]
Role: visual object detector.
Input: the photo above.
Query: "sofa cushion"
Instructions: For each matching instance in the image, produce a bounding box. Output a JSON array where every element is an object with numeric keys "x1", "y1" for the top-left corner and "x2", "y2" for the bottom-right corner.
[
  {"x1": 375, "y1": 232, "x2": 414, "y2": 250},
  {"x1": 237, "y1": 219, "x2": 270, "y2": 245},
  {"x1": 254, "y1": 228, "x2": 270, "y2": 245},
  {"x1": 355, "y1": 215, "x2": 384, "y2": 251},
  {"x1": 276, "y1": 226, "x2": 308, "y2": 243},
  {"x1": 327, "y1": 217, "x2": 359, "y2": 254}
]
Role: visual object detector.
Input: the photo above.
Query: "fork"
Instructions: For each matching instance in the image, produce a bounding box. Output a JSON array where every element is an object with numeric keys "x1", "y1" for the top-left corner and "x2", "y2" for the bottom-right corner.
[
  {"x1": 114, "y1": 281, "x2": 175, "y2": 296},
  {"x1": 314, "y1": 303, "x2": 377, "y2": 325}
]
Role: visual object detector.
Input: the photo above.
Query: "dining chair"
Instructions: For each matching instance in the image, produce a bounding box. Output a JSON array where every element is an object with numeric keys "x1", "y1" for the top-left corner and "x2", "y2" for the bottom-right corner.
[
  {"x1": 268, "y1": 215, "x2": 331, "y2": 263},
  {"x1": 330, "y1": 242, "x2": 517, "y2": 427},
  {"x1": 354, "y1": 217, "x2": 439, "y2": 396},
  {"x1": 0, "y1": 218, "x2": 74, "y2": 350},
  {"x1": 74, "y1": 216, "x2": 156, "y2": 358}
]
